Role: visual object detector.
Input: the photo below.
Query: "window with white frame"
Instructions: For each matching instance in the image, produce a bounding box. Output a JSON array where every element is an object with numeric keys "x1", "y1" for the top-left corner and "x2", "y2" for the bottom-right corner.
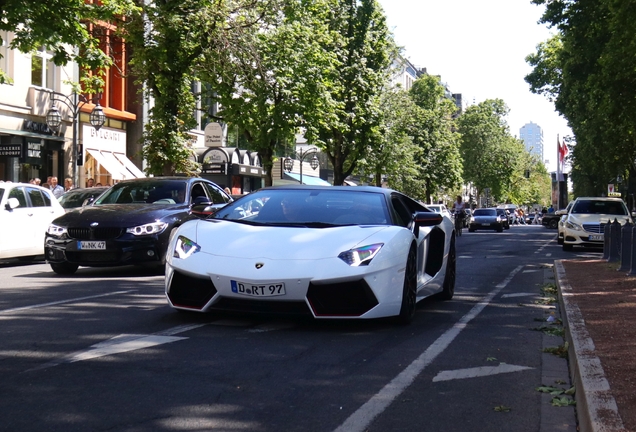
[
  {"x1": 0, "y1": 31, "x2": 13, "y2": 82},
  {"x1": 31, "y1": 47, "x2": 57, "y2": 89}
]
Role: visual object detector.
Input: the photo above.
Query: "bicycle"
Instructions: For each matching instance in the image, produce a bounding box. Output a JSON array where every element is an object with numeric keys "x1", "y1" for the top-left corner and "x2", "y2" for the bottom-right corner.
[{"x1": 453, "y1": 211, "x2": 464, "y2": 236}]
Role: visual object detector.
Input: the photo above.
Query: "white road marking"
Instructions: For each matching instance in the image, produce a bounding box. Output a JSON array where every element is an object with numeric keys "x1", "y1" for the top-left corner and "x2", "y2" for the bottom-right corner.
[
  {"x1": 333, "y1": 265, "x2": 524, "y2": 432},
  {"x1": 432, "y1": 363, "x2": 534, "y2": 382},
  {"x1": 501, "y1": 292, "x2": 537, "y2": 298},
  {"x1": 0, "y1": 291, "x2": 135, "y2": 315},
  {"x1": 27, "y1": 324, "x2": 206, "y2": 372}
]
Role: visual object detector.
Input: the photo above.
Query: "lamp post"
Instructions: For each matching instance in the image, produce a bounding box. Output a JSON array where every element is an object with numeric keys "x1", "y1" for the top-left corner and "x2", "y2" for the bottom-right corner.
[
  {"x1": 45, "y1": 91, "x2": 106, "y2": 188},
  {"x1": 283, "y1": 147, "x2": 320, "y2": 185}
]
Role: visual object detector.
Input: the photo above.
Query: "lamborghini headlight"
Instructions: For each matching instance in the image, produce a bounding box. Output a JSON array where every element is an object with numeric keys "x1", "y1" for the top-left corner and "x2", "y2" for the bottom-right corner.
[
  {"x1": 126, "y1": 221, "x2": 168, "y2": 236},
  {"x1": 338, "y1": 243, "x2": 383, "y2": 266},
  {"x1": 173, "y1": 236, "x2": 201, "y2": 259},
  {"x1": 47, "y1": 224, "x2": 67, "y2": 237}
]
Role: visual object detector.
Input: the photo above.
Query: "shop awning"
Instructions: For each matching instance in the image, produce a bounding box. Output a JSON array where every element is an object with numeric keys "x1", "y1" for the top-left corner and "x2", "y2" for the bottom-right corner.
[
  {"x1": 113, "y1": 152, "x2": 145, "y2": 178},
  {"x1": 284, "y1": 173, "x2": 332, "y2": 186},
  {"x1": 86, "y1": 149, "x2": 144, "y2": 180}
]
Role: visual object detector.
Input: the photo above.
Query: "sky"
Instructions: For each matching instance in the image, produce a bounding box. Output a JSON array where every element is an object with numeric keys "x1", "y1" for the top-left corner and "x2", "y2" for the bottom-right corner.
[{"x1": 377, "y1": 0, "x2": 572, "y2": 173}]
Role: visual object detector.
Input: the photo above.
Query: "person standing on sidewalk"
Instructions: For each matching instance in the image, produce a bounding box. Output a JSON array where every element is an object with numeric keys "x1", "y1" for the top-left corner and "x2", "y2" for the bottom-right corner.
[{"x1": 49, "y1": 176, "x2": 64, "y2": 198}]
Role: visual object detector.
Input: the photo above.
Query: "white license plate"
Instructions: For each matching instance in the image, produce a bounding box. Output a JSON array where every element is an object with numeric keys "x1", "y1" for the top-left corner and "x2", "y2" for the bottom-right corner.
[
  {"x1": 78, "y1": 241, "x2": 106, "y2": 250},
  {"x1": 589, "y1": 234, "x2": 604, "y2": 241},
  {"x1": 230, "y1": 280, "x2": 286, "y2": 297}
]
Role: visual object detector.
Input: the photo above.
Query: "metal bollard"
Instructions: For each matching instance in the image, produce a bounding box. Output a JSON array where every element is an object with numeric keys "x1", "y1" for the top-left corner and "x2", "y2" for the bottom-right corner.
[
  {"x1": 602, "y1": 219, "x2": 611, "y2": 259},
  {"x1": 630, "y1": 226, "x2": 636, "y2": 275},
  {"x1": 607, "y1": 218, "x2": 621, "y2": 263},
  {"x1": 618, "y1": 223, "x2": 633, "y2": 272}
]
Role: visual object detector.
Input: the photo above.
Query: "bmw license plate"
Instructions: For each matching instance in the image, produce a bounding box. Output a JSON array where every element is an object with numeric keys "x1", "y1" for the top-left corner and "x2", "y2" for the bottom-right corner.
[
  {"x1": 589, "y1": 234, "x2": 604, "y2": 241},
  {"x1": 230, "y1": 280, "x2": 286, "y2": 297},
  {"x1": 78, "y1": 241, "x2": 106, "y2": 250}
]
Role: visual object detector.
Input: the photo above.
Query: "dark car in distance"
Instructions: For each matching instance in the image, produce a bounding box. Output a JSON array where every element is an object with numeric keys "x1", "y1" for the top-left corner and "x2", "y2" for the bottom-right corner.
[
  {"x1": 58, "y1": 187, "x2": 109, "y2": 212},
  {"x1": 45, "y1": 177, "x2": 232, "y2": 274},
  {"x1": 468, "y1": 208, "x2": 505, "y2": 232}
]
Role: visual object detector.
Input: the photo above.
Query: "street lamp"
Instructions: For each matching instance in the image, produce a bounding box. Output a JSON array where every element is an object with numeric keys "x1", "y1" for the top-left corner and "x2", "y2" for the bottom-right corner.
[
  {"x1": 46, "y1": 91, "x2": 106, "y2": 188},
  {"x1": 283, "y1": 147, "x2": 320, "y2": 184}
]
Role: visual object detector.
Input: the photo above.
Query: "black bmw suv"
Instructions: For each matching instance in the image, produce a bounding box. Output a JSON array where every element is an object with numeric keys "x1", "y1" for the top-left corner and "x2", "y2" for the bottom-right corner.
[{"x1": 45, "y1": 177, "x2": 231, "y2": 274}]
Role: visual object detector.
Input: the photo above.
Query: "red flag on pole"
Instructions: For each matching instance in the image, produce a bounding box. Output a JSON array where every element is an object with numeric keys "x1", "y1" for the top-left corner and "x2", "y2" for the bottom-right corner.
[{"x1": 559, "y1": 139, "x2": 568, "y2": 164}]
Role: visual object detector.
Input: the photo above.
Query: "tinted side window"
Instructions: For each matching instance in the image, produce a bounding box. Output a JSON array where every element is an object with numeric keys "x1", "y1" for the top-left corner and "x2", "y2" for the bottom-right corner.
[
  {"x1": 391, "y1": 194, "x2": 413, "y2": 228},
  {"x1": 27, "y1": 188, "x2": 47, "y2": 207},
  {"x1": 203, "y1": 183, "x2": 231, "y2": 204},
  {"x1": 8, "y1": 187, "x2": 27, "y2": 208}
]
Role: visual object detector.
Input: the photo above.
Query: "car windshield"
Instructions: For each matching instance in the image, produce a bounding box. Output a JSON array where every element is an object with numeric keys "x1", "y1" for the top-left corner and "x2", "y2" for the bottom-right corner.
[
  {"x1": 428, "y1": 205, "x2": 442, "y2": 213},
  {"x1": 58, "y1": 188, "x2": 106, "y2": 209},
  {"x1": 473, "y1": 209, "x2": 496, "y2": 216},
  {"x1": 94, "y1": 180, "x2": 188, "y2": 205},
  {"x1": 571, "y1": 200, "x2": 627, "y2": 215},
  {"x1": 213, "y1": 189, "x2": 390, "y2": 226}
]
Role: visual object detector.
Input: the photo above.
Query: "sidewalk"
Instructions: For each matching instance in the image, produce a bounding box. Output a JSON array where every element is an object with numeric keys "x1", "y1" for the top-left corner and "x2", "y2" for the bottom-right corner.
[{"x1": 554, "y1": 259, "x2": 636, "y2": 432}]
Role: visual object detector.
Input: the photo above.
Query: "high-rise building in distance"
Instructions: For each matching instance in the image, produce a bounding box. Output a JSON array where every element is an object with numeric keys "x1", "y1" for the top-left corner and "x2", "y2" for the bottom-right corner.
[{"x1": 519, "y1": 121, "x2": 544, "y2": 162}]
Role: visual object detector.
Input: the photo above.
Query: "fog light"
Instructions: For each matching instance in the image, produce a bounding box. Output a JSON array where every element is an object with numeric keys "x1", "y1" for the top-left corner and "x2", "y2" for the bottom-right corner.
[
  {"x1": 47, "y1": 249, "x2": 54, "y2": 257},
  {"x1": 147, "y1": 250, "x2": 155, "y2": 257}
]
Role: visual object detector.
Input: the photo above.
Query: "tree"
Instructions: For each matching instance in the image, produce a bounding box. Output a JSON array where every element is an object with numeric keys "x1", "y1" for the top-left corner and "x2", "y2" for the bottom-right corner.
[
  {"x1": 457, "y1": 99, "x2": 522, "y2": 205},
  {"x1": 407, "y1": 74, "x2": 462, "y2": 203},
  {"x1": 526, "y1": 0, "x2": 636, "y2": 198},
  {"x1": 355, "y1": 87, "x2": 423, "y2": 195},
  {"x1": 125, "y1": 0, "x2": 274, "y2": 176},
  {"x1": 304, "y1": 0, "x2": 394, "y2": 186},
  {"x1": 200, "y1": 0, "x2": 336, "y2": 186},
  {"x1": 0, "y1": 0, "x2": 139, "y2": 89}
]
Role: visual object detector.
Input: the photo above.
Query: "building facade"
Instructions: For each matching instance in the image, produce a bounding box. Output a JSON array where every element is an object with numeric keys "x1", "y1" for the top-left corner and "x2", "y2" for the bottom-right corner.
[
  {"x1": 0, "y1": 27, "x2": 141, "y2": 187},
  {"x1": 519, "y1": 121, "x2": 544, "y2": 162}
]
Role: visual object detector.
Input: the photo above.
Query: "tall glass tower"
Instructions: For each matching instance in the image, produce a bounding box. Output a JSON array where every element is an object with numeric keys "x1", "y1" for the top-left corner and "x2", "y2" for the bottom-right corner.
[{"x1": 519, "y1": 122, "x2": 544, "y2": 162}]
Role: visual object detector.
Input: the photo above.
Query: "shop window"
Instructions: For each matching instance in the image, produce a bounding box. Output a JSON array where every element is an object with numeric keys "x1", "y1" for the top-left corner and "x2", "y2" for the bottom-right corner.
[{"x1": 31, "y1": 47, "x2": 57, "y2": 89}]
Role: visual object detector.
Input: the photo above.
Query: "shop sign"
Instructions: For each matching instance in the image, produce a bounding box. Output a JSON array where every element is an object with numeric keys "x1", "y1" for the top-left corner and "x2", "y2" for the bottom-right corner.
[
  {"x1": 23, "y1": 120, "x2": 55, "y2": 135},
  {"x1": 204, "y1": 122, "x2": 223, "y2": 147},
  {"x1": 232, "y1": 164, "x2": 264, "y2": 177},
  {"x1": 202, "y1": 163, "x2": 227, "y2": 175},
  {"x1": 0, "y1": 144, "x2": 22, "y2": 157},
  {"x1": 83, "y1": 125, "x2": 126, "y2": 153}
]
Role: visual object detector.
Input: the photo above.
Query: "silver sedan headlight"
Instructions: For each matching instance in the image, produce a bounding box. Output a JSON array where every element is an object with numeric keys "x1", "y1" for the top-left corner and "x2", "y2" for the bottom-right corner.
[
  {"x1": 126, "y1": 221, "x2": 168, "y2": 236},
  {"x1": 47, "y1": 224, "x2": 67, "y2": 237},
  {"x1": 565, "y1": 220, "x2": 583, "y2": 231}
]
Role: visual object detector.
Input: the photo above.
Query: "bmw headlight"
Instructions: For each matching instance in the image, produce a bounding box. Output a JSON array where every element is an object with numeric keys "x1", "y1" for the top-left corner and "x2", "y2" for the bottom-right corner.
[
  {"x1": 338, "y1": 243, "x2": 383, "y2": 266},
  {"x1": 126, "y1": 221, "x2": 168, "y2": 236},
  {"x1": 565, "y1": 220, "x2": 583, "y2": 231},
  {"x1": 173, "y1": 236, "x2": 201, "y2": 259},
  {"x1": 47, "y1": 224, "x2": 67, "y2": 237}
]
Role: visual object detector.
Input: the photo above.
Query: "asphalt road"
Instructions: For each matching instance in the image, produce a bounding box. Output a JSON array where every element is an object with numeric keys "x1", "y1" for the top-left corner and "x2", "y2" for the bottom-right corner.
[{"x1": 0, "y1": 225, "x2": 601, "y2": 432}]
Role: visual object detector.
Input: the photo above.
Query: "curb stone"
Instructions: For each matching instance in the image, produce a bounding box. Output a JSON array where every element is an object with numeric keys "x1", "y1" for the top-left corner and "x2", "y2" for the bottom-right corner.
[
  {"x1": 554, "y1": 260, "x2": 626, "y2": 432},
  {"x1": 540, "y1": 267, "x2": 577, "y2": 432}
]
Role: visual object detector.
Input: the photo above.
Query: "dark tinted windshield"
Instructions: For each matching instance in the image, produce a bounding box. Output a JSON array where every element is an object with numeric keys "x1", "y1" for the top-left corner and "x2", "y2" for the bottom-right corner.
[
  {"x1": 213, "y1": 189, "x2": 390, "y2": 225},
  {"x1": 473, "y1": 209, "x2": 496, "y2": 216},
  {"x1": 95, "y1": 180, "x2": 188, "y2": 205},
  {"x1": 571, "y1": 200, "x2": 627, "y2": 215},
  {"x1": 58, "y1": 188, "x2": 107, "y2": 209}
]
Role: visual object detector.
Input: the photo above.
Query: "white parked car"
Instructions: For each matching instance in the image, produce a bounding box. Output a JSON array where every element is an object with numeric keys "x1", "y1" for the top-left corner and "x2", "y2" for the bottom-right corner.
[
  {"x1": 0, "y1": 182, "x2": 65, "y2": 260},
  {"x1": 427, "y1": 204, "x2": 453, "y2": 220},
  {"x1": 562, "y1": 197, "x2": 632, "y2": 251},
  {"x1": 165, "y1": 186, "x2": 456, "y2": 324}
]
